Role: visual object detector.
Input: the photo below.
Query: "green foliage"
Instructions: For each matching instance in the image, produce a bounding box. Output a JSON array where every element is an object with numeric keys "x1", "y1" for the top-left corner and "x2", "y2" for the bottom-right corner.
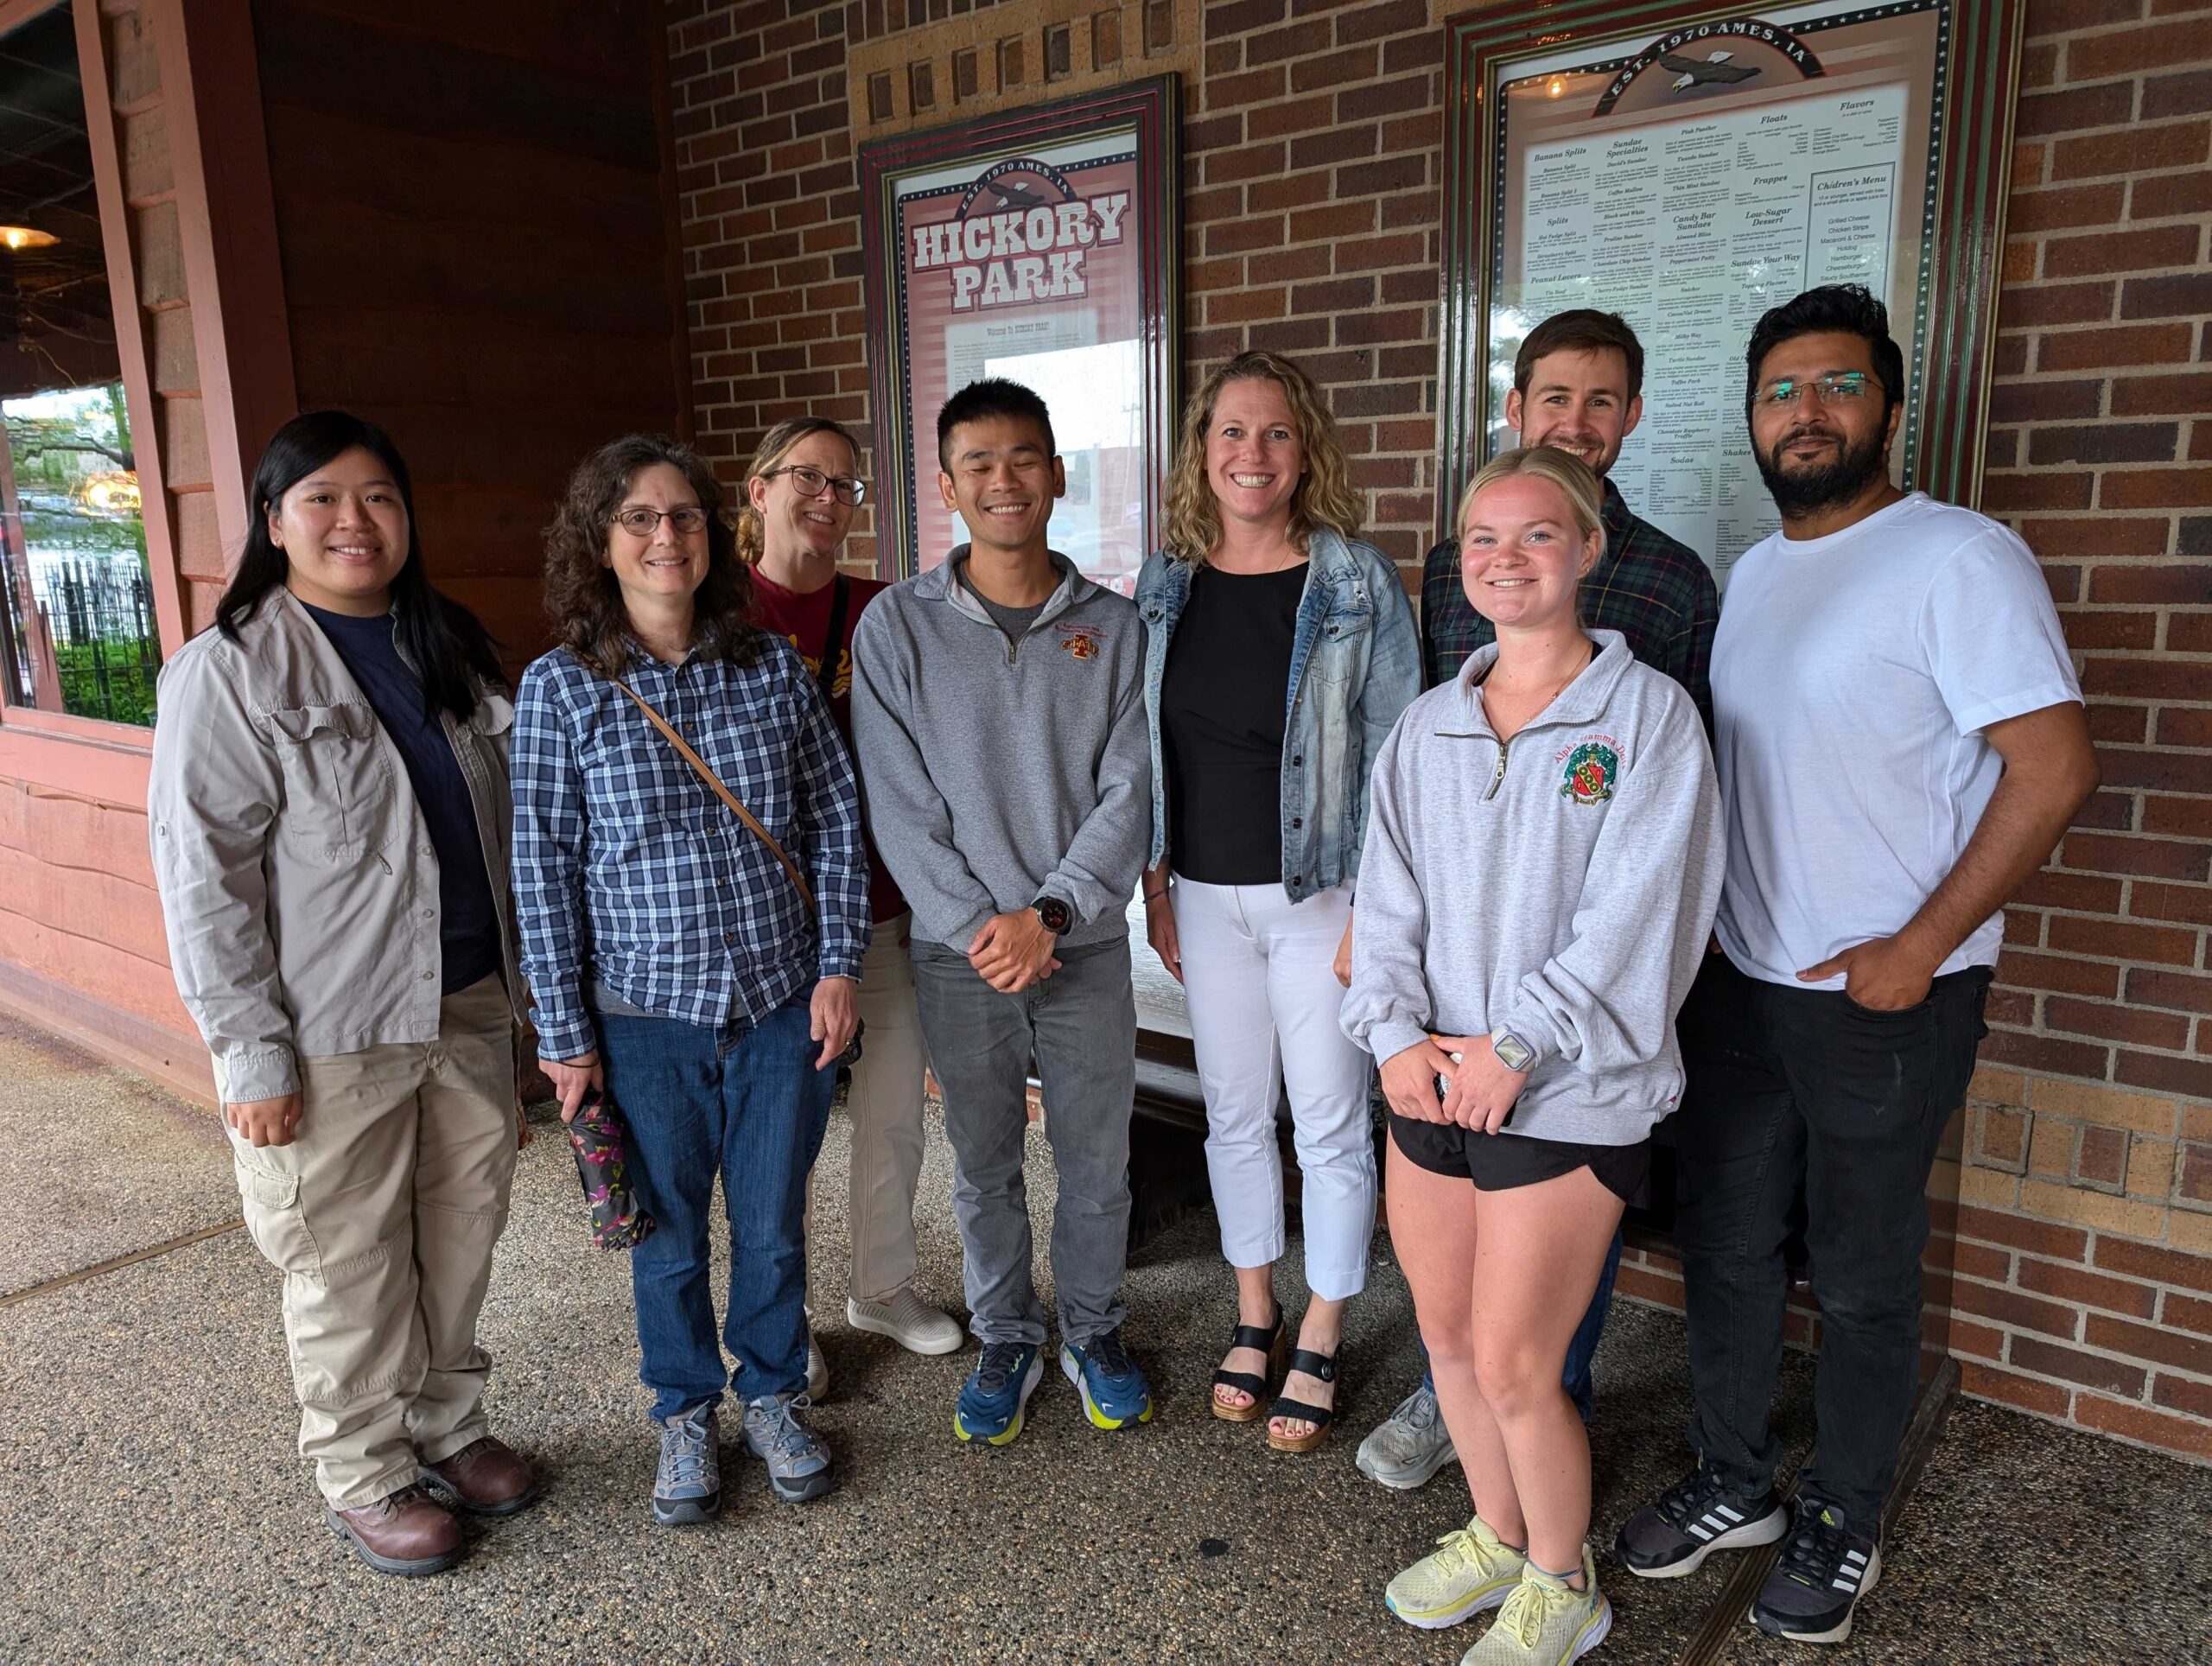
[{"x1": 52, "y1": 638, "x2": 156, "y2": 727}]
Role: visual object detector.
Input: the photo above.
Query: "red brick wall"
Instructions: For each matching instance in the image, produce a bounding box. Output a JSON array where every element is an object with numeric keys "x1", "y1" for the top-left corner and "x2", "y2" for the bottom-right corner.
[
  {"x1": 1944, "y1": 0, "x2": 2212, "y2": 1466},
  {"x1": 665, "y1": 0, "x2": 2212, "y2": 1463}
]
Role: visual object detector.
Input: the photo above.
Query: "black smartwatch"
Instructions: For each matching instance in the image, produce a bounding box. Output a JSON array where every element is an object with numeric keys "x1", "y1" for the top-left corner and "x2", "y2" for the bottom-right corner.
[{"x1": 1032, "y1": 894, "x2": 1074, "y2": 935}]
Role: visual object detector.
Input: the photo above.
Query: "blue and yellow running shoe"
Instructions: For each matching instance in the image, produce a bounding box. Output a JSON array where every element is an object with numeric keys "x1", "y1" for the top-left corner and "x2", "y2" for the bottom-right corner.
[
  {"x1": 954, "y1": 1342, "x2": 1044, "y2": 1446},
  {"x1": 1060, "y1": 1328, "x2": 1154, "y2": 1430}
]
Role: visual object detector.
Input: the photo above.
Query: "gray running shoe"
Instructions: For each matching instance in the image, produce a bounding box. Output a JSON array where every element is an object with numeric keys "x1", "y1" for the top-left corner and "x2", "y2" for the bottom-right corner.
[
  {"x1": 652, "y1": 1402, "x2": 721, "y2": 1526},
  {"x1": 1357, "y1": 1379, "x2": 1459, "y2": 1490},
  {"x1": 741, "y1": 1391, "x2": 836, "y2": 1503}
]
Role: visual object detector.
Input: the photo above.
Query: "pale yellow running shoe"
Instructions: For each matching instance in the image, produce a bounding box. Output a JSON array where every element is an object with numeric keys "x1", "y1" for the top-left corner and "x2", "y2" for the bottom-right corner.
[
  {"x1": 1460, "y1": 1547, "x2": 1612, "y2": 1665},
  {"x1": 1385, "y1": 1515, "x2": 1528, "y2": 1629}
]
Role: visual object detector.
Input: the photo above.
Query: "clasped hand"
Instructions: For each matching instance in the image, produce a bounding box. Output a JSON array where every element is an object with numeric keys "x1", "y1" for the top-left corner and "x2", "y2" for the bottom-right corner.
[
  {"x1": 969, "y1": 908, "x2": 1060, "y2": 993},
  {"x1": 1380, "y1": 1033, "x2": 1529, "y2": 1134}
]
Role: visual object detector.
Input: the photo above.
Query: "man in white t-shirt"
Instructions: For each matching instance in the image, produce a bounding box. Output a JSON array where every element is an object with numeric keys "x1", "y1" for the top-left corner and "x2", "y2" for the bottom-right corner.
[{"x1": 1616, "y1": 286, "x2": 2098, "y2": 1646}]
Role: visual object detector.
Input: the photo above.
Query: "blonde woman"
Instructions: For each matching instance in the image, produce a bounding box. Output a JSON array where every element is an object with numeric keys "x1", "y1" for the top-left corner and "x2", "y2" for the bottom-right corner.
[
  {"x1": 1344, "y1": 448, "x2": 1722, "y2": 1663},
  {"x1": 740, "y1": 417, "x2": 964, "y2": 1376},
  {"x1": 1135, "y1": 351, "x2": 1420, "y2": 1451}
]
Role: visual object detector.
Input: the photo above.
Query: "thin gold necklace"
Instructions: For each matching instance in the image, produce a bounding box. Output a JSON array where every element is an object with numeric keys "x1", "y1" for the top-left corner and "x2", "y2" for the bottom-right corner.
[{"x1": 1482, "y1": 639, "x2": 1594, "y2": 716}]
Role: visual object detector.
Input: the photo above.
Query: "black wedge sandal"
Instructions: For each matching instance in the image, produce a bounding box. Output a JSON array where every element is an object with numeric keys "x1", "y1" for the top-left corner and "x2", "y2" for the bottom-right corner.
[
  {"x1": 1266, "y1": 1347, "x2": 1339, "y2": 1453},
  {"x1": 1210, "y1": 1305, "x2": 1287, "y2": 1423}
]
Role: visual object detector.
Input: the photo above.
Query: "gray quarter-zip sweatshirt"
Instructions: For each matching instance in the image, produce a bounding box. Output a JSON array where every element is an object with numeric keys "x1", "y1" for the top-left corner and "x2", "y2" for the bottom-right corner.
[
  {"x1": 1342, "y1": 630, "x2": 1725, "y2": 1146},
  {"x1": 851, "y1": 549, "x2": 1150, "y2": 951}
]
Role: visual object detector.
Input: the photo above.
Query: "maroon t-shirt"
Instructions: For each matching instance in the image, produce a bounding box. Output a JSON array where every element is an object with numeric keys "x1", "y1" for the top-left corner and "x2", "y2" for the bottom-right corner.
[{"x1": 752, "y1": 567, "x2": 906, "y2": 926}]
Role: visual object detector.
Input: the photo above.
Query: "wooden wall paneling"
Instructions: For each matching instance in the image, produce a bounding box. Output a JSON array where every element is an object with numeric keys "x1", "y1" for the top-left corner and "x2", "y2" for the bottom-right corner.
[
  {"x1": 150, "y1": 0, "x2": 297, "y2": 555},
  {"x1": 67, "y1": 0, "x2": 184, "y2": 664},
  {"x1": 252, "y1": 4, "x2": 660, "y2": 170}
]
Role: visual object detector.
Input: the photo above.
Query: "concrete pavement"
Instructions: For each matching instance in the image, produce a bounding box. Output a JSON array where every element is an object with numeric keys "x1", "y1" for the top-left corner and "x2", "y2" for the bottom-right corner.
[{"x1": 2, "y1": 1012, "x2": 2205, "y2": 1665}]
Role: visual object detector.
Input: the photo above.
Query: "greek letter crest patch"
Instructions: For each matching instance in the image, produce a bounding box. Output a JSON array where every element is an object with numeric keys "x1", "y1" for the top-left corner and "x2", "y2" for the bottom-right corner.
[{"x1": 1560, "y1": 741, "x2": 1618, "y2": 804}]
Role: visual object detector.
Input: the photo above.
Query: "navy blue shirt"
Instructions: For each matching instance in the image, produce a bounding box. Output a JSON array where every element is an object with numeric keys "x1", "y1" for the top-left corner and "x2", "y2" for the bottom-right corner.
[{"x1": 302, "y1": 603, "x2": 502, "y2": 995}]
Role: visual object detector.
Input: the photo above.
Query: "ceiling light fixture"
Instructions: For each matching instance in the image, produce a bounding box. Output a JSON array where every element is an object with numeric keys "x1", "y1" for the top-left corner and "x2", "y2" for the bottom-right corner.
[{"x1": 0, "y1": 226, "x2": 59, "y2": 251}]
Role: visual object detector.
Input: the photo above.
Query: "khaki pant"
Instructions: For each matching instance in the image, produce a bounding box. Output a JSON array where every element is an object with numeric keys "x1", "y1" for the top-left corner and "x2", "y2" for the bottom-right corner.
[
  {"x1": 808, "y1": 915, "x2": 931, "y2": 1304},
  {"x1": 224, "y1": 976, "x2": 518, "y2": 1507}
]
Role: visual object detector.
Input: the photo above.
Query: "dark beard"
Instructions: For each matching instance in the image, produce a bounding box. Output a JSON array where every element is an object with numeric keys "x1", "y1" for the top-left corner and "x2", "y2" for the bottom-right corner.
[{"x1": 1756, "y1": 422, "x2": 1891, "y2": 520}]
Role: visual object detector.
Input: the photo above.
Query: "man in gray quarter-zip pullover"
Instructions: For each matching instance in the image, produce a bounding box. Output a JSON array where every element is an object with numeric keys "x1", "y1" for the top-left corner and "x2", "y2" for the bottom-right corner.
[{"x1": 851, "y1": 378, "x2": 1155, "y2": 1442}]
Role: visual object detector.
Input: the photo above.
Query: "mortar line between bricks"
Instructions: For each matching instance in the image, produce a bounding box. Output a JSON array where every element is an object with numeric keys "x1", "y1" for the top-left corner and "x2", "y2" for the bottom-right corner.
[{"x1": 0, "y1": 1218, "x2": 245, "y2": 1309}]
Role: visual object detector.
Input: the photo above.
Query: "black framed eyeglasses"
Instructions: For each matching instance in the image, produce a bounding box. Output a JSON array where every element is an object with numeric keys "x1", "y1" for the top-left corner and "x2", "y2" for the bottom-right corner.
[
  {"x1": 762, "y1": 464, "x2": 867, "y2": 506},
  {"x1": 612, "y1": 505, "x2": 711, "y2": 537}
]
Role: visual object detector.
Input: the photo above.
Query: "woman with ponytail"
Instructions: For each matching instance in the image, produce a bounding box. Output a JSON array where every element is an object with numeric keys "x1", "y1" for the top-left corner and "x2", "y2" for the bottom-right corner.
[{"x1": 148, "y1": 410, "x2": 535, "y2": 1578}]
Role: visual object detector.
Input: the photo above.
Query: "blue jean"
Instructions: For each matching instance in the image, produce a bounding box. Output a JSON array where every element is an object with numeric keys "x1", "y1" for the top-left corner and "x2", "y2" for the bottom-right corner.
[
  {"x1": 1421, "y1": 1228, "x2": 1621, "y2": 1424},
  {"x1": 597, "y1": 997, "x2": 835, "y2": 1422}
]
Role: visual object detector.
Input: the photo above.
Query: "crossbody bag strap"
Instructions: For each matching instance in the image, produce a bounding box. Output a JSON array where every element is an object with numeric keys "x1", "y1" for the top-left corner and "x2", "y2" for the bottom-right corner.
[{"x1": 607, "y1": 675, "x2": 817, "y2": 913}]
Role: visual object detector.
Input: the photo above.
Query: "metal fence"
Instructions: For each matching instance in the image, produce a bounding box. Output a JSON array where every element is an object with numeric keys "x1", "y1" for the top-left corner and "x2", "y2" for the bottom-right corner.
[{"x1": 9, "y1": 555, "x2": 161, "y2": 727}]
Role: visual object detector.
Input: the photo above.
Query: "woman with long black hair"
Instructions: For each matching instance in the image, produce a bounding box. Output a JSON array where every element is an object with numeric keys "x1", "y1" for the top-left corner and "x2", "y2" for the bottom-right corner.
[{"x1": 149, "y1": 410, "x2": 536, "y2": 1578}]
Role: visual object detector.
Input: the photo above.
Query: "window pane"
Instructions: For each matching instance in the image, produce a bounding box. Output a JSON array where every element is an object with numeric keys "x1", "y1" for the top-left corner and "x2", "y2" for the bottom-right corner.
[
  {"x1": 0, "y1": 4, "x2": 160, "y2": 727},
  {"x1": 1126, "y1": 885, "x2": 1188, "y2": 1040}
]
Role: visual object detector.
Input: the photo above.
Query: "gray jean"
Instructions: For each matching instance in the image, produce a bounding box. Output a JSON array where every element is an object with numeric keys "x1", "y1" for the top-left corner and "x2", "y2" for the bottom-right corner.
[{"x1": 909, "y1": 933, "x2": 1137, "y2": 1348}]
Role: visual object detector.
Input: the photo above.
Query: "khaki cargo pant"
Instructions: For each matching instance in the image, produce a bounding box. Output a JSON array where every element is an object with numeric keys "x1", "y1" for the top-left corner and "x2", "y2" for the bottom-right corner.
[
  {"x1": 222, "y1": 976, "x2": 518, "y2": 1508},
  {"x1": 805, "y1": 916, "x2": 932, "y2": 1306}
]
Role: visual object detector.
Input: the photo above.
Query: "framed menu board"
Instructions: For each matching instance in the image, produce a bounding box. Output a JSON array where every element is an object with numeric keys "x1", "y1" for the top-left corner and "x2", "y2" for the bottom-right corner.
[
  {"x1": 860, "y1": 77, "x2": 1179, "y2": 591},
  {"x1": 1438, "y1": 0, "x2": 2024, "y2": 584}
]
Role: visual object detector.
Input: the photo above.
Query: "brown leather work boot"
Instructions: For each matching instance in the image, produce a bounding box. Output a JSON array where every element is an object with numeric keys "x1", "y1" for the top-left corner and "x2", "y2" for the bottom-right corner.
[
  {"x1": 325, "y1": 1485, "x2": 462, "y2": 1576},
  {"x1": 420, "y1": 1435, "x2": 541, "y2": 1516}
]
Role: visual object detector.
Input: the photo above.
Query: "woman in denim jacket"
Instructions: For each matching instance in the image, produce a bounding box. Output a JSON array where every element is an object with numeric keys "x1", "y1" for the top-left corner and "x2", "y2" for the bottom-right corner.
[
  {"x1": 1135, "y1": 351, "x2": 1420, "y2": 1451},
  {"x1": 148, "y1": 411, "x2": 533, "y2": 1577}
]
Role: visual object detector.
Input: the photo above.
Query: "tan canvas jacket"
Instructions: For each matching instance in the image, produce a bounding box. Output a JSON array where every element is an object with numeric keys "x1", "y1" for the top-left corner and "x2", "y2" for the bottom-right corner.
[{"x1": 148, "y1": 588, "x2": 520, "y2": 1103}]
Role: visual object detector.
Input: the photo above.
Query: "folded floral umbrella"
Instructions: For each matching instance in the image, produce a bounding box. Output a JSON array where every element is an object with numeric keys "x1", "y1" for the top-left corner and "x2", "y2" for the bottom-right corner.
[{"x1": 567, "y1": 1090, "x2": 656, "y2": 1250}]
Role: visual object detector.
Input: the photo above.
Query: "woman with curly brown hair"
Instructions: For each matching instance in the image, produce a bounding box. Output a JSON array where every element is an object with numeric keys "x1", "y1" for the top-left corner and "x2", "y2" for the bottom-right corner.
[
  {"x1": 1133, "y1": 351, "x2": 1420, "y2": 1452},
  {"x1": 510, "y1": 434, "x2": 869, "y2": 1524}
]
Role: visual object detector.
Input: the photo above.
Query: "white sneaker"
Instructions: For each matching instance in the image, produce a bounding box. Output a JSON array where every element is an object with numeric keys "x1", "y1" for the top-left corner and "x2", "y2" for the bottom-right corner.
[
  {"x1": 847, "y1": 1288, "x2": 964, "y2": 1355},
  {"x1": 1357, "y1": 1379, "x2": 1460, "y2": 1490},
  {"x1": 805, "y1": 1330, "x2": 830, "y2": 1402}
]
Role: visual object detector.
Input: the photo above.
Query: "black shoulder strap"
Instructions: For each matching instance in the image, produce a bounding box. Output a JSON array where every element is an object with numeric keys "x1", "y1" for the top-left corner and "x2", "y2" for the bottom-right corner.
[{"x1": 816, "y1": 573, "x2": 850, "y2": 701}]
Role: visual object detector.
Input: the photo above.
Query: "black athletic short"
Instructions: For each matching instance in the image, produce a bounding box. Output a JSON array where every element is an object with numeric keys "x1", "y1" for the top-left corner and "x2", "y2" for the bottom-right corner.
[{"x1": 1389, "y1": 1111, "x2": 1651, "y2": 1205}]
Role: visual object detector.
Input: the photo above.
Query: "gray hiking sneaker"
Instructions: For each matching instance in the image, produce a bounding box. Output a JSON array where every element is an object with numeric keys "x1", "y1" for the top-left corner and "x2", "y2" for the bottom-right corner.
[
  {"x1": 741, "y1": 1391, "x2": 836, "y2": 1503},
  {"x1": 652, "y1": 1402, "x2": 721, "y2": 1526},
  {"x1": 1357, "y1": 1379, "x2": 1459, "y2": 1490}
]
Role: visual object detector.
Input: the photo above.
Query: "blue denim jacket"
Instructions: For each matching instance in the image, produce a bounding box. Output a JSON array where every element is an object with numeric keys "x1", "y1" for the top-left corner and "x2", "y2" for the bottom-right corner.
[{"x1": 1136, "y1": 527, "x2": 1421, "y2": 902}]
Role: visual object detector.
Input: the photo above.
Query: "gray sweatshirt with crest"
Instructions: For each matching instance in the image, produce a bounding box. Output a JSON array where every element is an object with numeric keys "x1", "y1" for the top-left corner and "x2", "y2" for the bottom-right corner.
[
  {"x1": 851, "y1": 549, "x2": 1150, "y2": 951},
  {"x1": 1341, "y1": 630, "x2": 1725, "y2": 1146}
]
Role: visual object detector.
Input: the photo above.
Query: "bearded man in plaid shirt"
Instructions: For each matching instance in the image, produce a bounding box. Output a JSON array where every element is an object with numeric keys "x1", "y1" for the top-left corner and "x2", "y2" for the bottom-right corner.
[{"x1": 1355, "y1": 308, "x2": 1720, "y2": 1491}]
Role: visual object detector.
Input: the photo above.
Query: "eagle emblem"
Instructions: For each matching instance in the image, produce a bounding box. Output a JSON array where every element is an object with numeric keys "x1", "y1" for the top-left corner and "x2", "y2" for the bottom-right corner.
[{"x1": 1661, "y1": 50, "x2": 1761, "y2": 92}]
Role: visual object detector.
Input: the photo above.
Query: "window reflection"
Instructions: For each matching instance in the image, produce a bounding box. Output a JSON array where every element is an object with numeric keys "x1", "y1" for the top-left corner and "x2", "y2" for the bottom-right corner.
[
  {"x1": 0, "y1": 3, "x2": 160, "y2": 728},
  {"x1": 3, "y1": 384, "x2": 156, "y2": 724}
]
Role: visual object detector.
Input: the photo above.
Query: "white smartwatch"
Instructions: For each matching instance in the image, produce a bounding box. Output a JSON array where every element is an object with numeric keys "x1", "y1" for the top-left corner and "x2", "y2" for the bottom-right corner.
[{"x1": 1491, "y1": 1027, "x2": 1535, "y2": 1072}]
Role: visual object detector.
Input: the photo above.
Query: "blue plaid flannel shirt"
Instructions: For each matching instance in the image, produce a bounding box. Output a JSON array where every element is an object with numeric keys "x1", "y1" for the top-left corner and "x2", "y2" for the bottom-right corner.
[{"x1": 511, "y1": 636, "x2": 869, "y2": 1062}]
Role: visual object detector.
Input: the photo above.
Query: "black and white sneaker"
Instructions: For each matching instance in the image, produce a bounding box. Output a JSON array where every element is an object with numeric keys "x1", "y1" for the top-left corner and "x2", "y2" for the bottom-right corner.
[
  {"x1": 1615, "y1": 1463, "x2": 1788, "y2": 1578},
  {"x1": 1749, "y1": 1499, "x2": 1881, "y2": 1644}
]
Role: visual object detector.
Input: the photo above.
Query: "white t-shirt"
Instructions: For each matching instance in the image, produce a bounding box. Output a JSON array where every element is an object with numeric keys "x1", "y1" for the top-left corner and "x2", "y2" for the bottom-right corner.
[{"x1": 1713, "y1": 492, "x2": 2081, "y2": 989}]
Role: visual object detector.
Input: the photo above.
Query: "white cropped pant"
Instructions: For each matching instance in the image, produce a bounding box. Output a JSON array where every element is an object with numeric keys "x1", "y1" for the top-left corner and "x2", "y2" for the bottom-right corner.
[{"x1": 1173, "y1": 877, "x2": 1376, "y2": 1301}]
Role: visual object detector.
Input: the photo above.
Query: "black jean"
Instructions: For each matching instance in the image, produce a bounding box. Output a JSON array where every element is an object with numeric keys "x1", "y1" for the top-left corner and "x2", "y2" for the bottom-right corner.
[{"x1": 1673, "y1": 952, "x2": 1990, "y2": 1528}]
